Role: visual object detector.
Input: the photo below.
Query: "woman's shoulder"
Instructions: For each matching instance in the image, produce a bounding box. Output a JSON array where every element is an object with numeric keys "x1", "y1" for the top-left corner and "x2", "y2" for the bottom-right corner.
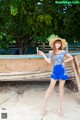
[
  {"x1": 49, "y1": 50, "x2": 53, "y2": 53},
  {"x1": 48, "y1": 50, "x2": 68, "y2": 55},
  {"x1": 60, "y1": 50, "x2": 65, "y2": 52},
  {"x1": 48, "y1": 50, "x2": 53, "y2": 58},
  {"x1": 61, "y1": 50, "x2": 68, "y2": 54}
]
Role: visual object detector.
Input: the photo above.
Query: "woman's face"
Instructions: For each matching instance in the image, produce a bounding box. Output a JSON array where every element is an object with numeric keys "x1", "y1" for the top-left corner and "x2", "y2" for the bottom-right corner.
[{"x1": 54, "y1": 41, "x2": 62, "y2": 49}]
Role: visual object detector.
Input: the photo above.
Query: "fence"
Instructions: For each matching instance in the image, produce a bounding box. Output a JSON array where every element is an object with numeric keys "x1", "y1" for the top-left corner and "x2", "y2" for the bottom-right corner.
[{"x1": 38, "y1": 43, "x2": 80, "y2": 53}]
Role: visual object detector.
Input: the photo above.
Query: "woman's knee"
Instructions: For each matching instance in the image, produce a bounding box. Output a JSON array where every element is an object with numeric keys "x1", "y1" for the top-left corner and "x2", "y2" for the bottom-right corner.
[
  {"x1": 49, "y1": 79, "x2": 56, "y2": 89},
  {"x1": 59, "y1": 81, "x2": 65, "y2": 89}
]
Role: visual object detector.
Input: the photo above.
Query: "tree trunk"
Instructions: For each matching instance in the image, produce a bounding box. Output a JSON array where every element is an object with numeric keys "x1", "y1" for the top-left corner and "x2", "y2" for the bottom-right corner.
[
  {"x1": 22, "y1": 45, "x2": 28, "y2": 54},
  {"x1": 19, "y1": 47, "x2": 23, "y2": 54}
]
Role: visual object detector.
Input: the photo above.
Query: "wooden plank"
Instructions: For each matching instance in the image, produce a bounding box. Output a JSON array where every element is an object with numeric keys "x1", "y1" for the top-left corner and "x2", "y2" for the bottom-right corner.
[
  {"x1": 74, "y1": 56, "x2": 80, "y2": 77},
  {"x1": 0, "y1": 71, "x2": 75, "y2": 81},
  {"x1": 72, "y1": 56, "x2": 80, "y2": 95},
  {"x1": 0, "y1": 71, "x2": 51, "y2": 76}
]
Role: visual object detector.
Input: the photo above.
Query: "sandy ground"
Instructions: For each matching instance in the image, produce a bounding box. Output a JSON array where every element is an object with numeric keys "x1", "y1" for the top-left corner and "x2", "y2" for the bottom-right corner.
[{"x1": 0, "y1": 81, "x2": 80, "y2": 120}]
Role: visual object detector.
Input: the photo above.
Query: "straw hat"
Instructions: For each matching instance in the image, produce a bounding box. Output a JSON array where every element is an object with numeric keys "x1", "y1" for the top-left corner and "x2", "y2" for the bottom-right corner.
[{"x1": 49, "y1": 38, "x2": 68, "y2": 49}]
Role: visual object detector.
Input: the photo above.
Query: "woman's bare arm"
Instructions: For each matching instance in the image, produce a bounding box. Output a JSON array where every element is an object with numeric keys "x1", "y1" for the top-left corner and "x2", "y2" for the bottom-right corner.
[
  {"x1": 64, "y1": 53, "x2": 73, "y2": 63},
  {"x1": 38, "y1": 50, "x2": 51, "y2": 63}
]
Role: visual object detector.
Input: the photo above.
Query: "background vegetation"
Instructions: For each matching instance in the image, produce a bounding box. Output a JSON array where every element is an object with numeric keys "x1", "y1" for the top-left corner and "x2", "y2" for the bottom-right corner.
[{"x1": 0, "y1": 0, "x2": 80, "y2": 54}]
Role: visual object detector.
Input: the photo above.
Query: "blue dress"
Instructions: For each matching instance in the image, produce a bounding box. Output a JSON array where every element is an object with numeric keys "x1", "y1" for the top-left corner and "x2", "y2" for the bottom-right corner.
[{"x1": 48, "y1": 50, "x2": 68, "y2": 80}]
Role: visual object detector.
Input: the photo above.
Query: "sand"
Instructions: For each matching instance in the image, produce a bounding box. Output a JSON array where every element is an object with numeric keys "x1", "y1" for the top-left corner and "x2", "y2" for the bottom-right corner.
[{"x1": 0, "y1": 82, "x2": 80, "y2": 120}]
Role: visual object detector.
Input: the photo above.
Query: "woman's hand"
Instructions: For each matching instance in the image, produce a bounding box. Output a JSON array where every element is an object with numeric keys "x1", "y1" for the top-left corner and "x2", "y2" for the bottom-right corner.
[
  {"x1": 38, "y1": 50, "x2": 51, "y2": 63},
  {"x1": 62, "y1": 62, "x2": 66, "y2": 67},
  {"x1": 38, "y1": 50, "x2": 44, "y2": 56}
]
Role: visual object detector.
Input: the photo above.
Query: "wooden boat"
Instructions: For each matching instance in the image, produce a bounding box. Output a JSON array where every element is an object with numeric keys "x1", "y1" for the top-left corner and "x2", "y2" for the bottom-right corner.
[
  {"x1": 0, "y1": 53, "x2": 80, "y2": 93},
  {"x1": 0, "y1": 53, "x2": 79, "y2": 80}
]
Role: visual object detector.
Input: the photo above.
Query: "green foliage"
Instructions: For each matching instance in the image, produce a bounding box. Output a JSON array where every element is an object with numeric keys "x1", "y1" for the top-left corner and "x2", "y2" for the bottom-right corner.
[
  {"x1": 47, "y1": 34, "x2": 59, "y2": 42},
  {"x1": 0, "y1": 32, "x2": 14, "y2": 49},
  {"x1": 10, "y1": 5, "x2": 18, "y2": 16},
  {"x1": 0, "y1": 0, "x2": 80, "y2": 54}
]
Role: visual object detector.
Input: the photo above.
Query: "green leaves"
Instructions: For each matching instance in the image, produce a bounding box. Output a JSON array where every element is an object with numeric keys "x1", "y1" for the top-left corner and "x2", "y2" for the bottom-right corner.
[
  {"x1": 0, "y1": 32, "x2": 14, "y2": 49},
  {"x1": 10, "y1": 5, "x2": 18, "y2": 16},
  {"x1": 37, "y1": 14, "x2": 52, "y2": 25},
  {"x1": 0, "y1": 0, "x2": 80, "y2": 54},
  {"x1": 47, "y1": 34, "x2": 59, "y2": 42}
]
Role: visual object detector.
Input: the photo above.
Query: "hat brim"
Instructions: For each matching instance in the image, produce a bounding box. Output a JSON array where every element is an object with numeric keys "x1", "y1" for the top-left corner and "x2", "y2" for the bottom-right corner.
[{"x1": 49, "y1": 38, "x2": 68, "y2": 49}]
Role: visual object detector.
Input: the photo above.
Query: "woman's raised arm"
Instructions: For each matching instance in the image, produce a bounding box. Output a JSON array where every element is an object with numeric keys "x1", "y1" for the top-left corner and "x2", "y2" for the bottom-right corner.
[{"x1": 38, "y1": 50, "x2": 51, "y2": 63}]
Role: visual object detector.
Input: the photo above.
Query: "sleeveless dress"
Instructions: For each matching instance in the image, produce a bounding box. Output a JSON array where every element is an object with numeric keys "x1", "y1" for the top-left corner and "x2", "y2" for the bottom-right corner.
[{"x1": 48, "y1": 50, "x2": 68, "y2": 80}]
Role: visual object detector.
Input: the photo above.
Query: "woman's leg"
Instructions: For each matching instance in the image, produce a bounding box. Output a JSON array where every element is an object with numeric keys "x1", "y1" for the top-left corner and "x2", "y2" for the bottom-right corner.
[
  {"x1": 58, "y1": 80, "x2": 65, "y2": 116},
  {"x1": 42, "y1": 78, "x2": 57, "y2": 116}
]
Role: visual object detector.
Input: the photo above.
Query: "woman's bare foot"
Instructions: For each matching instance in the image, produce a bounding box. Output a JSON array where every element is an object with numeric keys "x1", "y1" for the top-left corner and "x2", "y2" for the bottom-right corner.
[
  {"x1": 40, "y1": 110, "x2": 45, "y2": 120},
  {"x1": 58, "y1": 109, "x2": 63, "y2": 117},
  {"x1": 41, "y1": 109, "x2": 45, "y2": 117}
]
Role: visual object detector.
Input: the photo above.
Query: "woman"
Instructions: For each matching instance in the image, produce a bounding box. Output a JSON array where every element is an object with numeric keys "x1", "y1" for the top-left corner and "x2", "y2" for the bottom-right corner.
[{"x1": 38, "y1": 38, "x2": 73, "y2": 117}]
